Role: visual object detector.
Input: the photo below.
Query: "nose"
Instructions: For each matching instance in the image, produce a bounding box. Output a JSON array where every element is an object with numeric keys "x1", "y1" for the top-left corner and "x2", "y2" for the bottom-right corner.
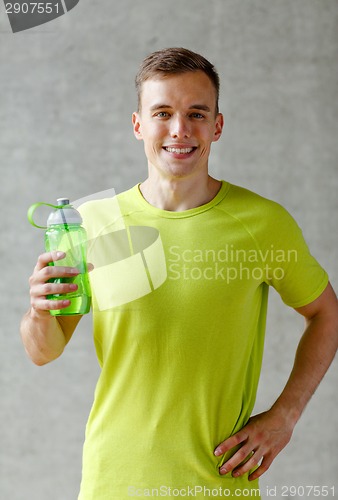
[{"x1": 170, "y1": 114, "x2": 191, "y2": 139}]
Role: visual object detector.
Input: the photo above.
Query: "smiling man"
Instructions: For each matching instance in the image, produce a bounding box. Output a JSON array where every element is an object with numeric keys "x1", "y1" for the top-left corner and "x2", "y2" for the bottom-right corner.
[
  {"x1": 21, "y1": 48, "x2": 338, "y2": 499},
  {"x1": 132, "y1": 68, "x2": 223, "y2": 210}
]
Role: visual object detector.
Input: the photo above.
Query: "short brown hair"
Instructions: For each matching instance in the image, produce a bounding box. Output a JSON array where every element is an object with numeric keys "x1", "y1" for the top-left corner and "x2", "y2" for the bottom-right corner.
[{"x1": 135, "y1": 47, "x2": 220, "y2": 114}]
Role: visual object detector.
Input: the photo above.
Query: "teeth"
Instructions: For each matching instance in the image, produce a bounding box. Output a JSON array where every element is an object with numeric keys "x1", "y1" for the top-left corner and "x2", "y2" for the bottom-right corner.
[{"x1": 165, "y1": 147, "x2": 194, "y2": 154}]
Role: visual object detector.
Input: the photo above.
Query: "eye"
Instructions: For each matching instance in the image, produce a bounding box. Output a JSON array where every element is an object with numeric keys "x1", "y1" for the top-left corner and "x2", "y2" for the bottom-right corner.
[
  {"x1": 190, "y1": 112, "x2": 205, "y2": 119},
  {"x1": 154, "y1": 111, "x2": 170, "y2": 118}
]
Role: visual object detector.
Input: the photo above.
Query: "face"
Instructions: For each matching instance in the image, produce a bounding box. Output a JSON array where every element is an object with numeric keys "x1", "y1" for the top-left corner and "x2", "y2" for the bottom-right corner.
[{"x1": 132, "y1": 71, "x2": 224, "y2": 181}]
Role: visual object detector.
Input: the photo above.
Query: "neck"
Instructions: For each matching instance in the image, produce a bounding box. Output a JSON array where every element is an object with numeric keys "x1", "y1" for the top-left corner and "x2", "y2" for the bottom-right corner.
[{"x1": 139, "y1": 174, "x2": 222, "y2": 211}]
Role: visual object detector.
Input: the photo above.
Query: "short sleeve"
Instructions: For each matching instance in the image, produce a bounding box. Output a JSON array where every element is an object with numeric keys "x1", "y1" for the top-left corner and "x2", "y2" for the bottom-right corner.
[{"x1": 259, "y1": 203, "x2": 328, "y2": 308}]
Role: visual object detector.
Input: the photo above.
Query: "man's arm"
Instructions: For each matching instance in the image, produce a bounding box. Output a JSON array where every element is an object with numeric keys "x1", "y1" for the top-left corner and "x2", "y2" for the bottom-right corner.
[
  {"x1": 214, "y1": 282, "x2": 338, "y2": 480},
  {"x1": 20, "y1": 251, "x2": 83, "y2": 366}
]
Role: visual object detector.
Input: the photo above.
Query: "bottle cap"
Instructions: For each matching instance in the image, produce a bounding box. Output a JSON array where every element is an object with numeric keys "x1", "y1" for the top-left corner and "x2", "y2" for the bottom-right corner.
[
  {"x1": 28, "y1": 199, "x2": 83, "y2": 229},
  {"x1": 47, "y1": 199, "x2": 82, "y2": 226},
  {"x1": 57, "y1": 198, "x2": 70, "y2": 206}
]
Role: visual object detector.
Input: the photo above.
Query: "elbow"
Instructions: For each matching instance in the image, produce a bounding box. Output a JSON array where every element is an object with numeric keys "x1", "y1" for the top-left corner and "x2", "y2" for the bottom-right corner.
[
  {"x1": 24, "y1": 345, "x2": 62, "y2": 366},
  {"x1": 31, "y1": 356, "x2": 51, "y2": 367}
]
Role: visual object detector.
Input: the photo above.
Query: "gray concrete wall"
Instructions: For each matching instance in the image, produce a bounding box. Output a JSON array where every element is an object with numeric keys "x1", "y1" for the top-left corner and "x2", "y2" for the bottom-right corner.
[{"x1": 1, "y1": 1, "x2": 337, "y2": 499}]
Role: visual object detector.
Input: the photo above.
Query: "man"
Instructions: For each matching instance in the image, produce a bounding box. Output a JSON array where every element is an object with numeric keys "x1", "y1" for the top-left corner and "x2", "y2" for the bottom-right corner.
[{"x1": 21, "y1": 48, "x2": 338, "y2": 499}]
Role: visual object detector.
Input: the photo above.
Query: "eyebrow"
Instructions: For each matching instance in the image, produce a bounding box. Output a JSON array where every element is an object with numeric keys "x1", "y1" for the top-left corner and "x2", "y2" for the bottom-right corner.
[{"x1": 150, "y1": 103, "x2": 212, "y2": 113}]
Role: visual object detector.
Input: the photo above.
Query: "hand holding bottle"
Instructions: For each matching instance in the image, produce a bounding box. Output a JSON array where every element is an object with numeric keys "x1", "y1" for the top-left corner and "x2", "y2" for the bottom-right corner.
[
  {"x1": 29, "y1": 250, "x2": 81, "y2": 317},
  {"x1": 21, "y1": 250, "x2": 85, "y2": 365},
  {"x1": 27, "y1": 198, "x2": 92, "y2": 316}
]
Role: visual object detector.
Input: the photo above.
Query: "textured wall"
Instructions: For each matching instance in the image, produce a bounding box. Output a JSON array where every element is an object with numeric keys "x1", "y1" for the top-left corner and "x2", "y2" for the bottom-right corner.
[{"x1": 1, "y1": 1, "x2": 337, "y2": 499}]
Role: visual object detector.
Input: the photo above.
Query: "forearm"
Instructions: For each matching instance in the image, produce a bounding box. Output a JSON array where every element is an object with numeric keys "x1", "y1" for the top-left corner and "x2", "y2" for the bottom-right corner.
[
  {"x1": 20, "y1": 308, "x2": 67, "y2": 366},
  {"x1": 270, "y1": 310, "x2": 338, "y2": 425}
]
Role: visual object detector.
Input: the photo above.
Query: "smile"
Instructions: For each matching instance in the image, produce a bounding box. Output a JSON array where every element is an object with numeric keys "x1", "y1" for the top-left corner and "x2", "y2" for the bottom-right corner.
[{"x1": 164, "y1": 147, "x2": 196, "y2": 154}]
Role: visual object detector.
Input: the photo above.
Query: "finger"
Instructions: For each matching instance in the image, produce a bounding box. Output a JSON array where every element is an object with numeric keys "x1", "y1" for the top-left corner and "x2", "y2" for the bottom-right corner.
[
  {"x1": 34, "y1": 251, "x2": 66, "y2": 272},
  {"x1": 40, "y1": 265, "x2": 80, "y2": 281},
  {"x1": 214, "y1": 430, "x2": 248, "y2": 456},
  {"x1": 232, "y1": 451, "x2": 263, "y2": 478},
  {"x1": 248, "y1": 456, "x2": 273, "y2": 481},
  {"x1": 31, "y1": 285, "x2": 74, "y2": 311},
  {"x1": 41, "y1": 281, "x2": 78, "y2": 297},
  {"x1": 219, "y1": 445, "x2": 253, "y2": 475},
  {"x1": 33, "y1": 297, "x2": 71, "y2": 312},
  {"x1": 30, "y1": 267, "x2": 80, "y2": 293}
]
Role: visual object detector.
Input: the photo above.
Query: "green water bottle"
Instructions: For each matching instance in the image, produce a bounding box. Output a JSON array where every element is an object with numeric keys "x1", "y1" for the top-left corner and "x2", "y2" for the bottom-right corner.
[{"x1": 28, "y1": 198, "x2": 91, "y2": 316}]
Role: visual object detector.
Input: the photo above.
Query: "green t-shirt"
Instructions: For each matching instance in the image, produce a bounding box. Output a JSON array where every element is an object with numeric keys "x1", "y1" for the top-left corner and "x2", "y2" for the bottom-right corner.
[{"x1": 78, "y1": 181, "x2": 328, "y2": 499}]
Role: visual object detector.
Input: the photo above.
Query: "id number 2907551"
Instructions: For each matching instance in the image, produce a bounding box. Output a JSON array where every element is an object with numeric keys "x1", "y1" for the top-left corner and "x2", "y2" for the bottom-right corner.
[
  {"x1": 268, "y1": 485, "x2": 336, "y2": 497},
  {"x1": 5, "y1": 3, "x2": 60, "y2": 14}
]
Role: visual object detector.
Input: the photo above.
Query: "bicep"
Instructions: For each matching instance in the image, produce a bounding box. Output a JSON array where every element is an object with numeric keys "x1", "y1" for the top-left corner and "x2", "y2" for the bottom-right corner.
[
  {"x1": 295, "y1": 282, "x2": 338, "y2": 355},
  {"x1": 295, "y1": 282, "x2": 338, "y2": 320}
]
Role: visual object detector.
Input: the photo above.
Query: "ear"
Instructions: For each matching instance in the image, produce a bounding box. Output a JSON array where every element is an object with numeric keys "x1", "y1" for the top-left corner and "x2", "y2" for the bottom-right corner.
[
  {"x1": 132, "y1": 112, "x2": 143, "y2": 141},
  {"x1": 212, "y1": 113, "x2": 224, "y2": 143}
]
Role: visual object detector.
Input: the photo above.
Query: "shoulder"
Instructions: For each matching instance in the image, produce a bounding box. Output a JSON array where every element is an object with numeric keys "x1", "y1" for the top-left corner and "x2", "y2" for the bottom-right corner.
[
  {"x1": 78, "y1": 185, "x2": 140, "y2": 236},
  {"x1": 78, "y1": 185, "x2": 139, "y2": 217},
  {"x1": 222, "y1": 182, "x2": 296, "y2": 226},
  {"x1": 217, "y1": 182, "x2": 309, "y2": 254}
]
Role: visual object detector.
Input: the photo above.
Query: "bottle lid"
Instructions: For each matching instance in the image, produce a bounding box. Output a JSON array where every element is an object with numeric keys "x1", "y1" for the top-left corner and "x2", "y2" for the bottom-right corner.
[
  {"x1": 57, "y1": 198, "x2": 70, "y2": 206},
  {"x1": 47, "y1": 198, "x2": 83, "y2": 226}
]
